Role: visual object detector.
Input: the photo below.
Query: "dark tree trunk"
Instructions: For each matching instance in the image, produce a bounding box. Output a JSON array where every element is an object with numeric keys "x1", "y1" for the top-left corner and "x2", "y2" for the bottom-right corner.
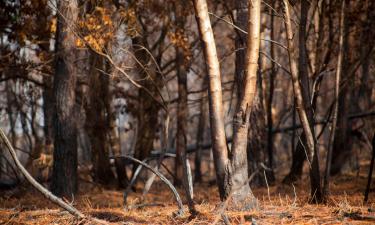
[
  {"x1": 283, "y1": 0, "x2": 316, "y2": 185},
  {"x1": 43, "y1": 76, "x2": 54, "y2": 155},
  {"x1": 131, "y1": 36, "x2": 160, "y2": 178},
  {"x1": 330, "y1": 0, "x2": 352, "y2": 176},
  {"x1": 85, "y1": 53, "x2": 115, "y2": 185},
  {"x1": 194, "y1": 85, "x2": 207, "y2": 183},
  {"x1": 266, "y1": 0, "x2": 277, "y2": 184},
  {"x1": 51, "y1": 0, "x2": 79, "y2": 197},
  {"x1": 282, "y1": 0, "x2": 322, "y2": 203},
  {"x1": 175, "y1": 46, "x2": 187, "y2": 186}
]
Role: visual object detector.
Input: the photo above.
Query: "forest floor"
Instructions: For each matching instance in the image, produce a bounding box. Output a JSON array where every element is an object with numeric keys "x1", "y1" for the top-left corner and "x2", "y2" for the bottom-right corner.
[{"x1": 1, "y1": 171, "x2": 375, "y2": 224}]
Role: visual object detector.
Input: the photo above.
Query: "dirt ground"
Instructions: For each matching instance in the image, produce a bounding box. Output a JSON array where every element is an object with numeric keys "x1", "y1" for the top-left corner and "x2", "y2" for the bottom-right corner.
[{"x1": 1, "y1": 171, "x2": 375, "y2": 225}]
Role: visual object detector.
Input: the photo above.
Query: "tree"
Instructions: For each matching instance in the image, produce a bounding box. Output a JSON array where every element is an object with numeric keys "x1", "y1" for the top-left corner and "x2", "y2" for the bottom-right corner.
[
  {"x1": 323, "y1": 0, "x2": 345, "y2": 199},
  {"x1": 84, "y1": 52, "x2": 116, "y2": 184},
  {"x1": 51, "y1": 0, "x2": 79, "y2": 197},
  {"x1": 193, "y1": 0, "x2": 260, "y2": 208},
  {"x1": 282, "y1": 0, "x2": 322, "y2": 202},
  {"x1": 234, "y1": 0, "x2": 272, "y2": 186}
]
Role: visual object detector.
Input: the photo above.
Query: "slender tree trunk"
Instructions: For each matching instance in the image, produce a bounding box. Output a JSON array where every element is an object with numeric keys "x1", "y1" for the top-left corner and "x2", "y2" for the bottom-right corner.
[
  {"x1": 51, "y1": 0, "x2": 79, "y2": 197},
  {"x1": 174, "y1": 2, "x2": 196, "y2": 213},
  {"x1": 194, "y1": 89, "x2": 207, "y2": 183},
  {"x1": 330, "y1": 0, "x2": 352, "y2": 176},
  {"x1": 234, "y1": 0, "x2": 269, "y2": 187},
  {"x1": 284, "y1": 0, "x2": 334, "y2": 184},
  {"x1": 230, "y1": 0, "x2": 260, "y2": 205},
  {"x1": 282, "y1": 0, "x2": 322, "y2": 203},
  {"x1": 193, "y1": 0, "x2": 260, "y2": 208},
  {"x1": 323, "y1": 0, "x2": 345, "y2": 199},
  {"x1": 43, "y1": 76, "x2": 54, "y2": 155},
  {"x1": 266, "y1": 0, "x2": 277, "y2": 183},
  {"x1": 193, "y1": 0, "x2": 230, "y2": 200}
]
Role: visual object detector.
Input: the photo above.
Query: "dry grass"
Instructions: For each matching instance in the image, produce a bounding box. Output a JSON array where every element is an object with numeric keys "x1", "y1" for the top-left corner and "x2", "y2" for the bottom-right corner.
[{"x1": 1, "y1": 174, "x2": 375, "y2": 224}]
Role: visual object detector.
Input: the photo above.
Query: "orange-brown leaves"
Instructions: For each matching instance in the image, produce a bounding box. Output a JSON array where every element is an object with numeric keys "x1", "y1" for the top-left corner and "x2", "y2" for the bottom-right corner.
[
  {"x1": 119, "y1": 8, "x2": 140, "y2": 37},
  {"x1": 76, "y1": 7, "x2": 114, "y2": 52},
  {"x1": 168, "y1": 28, "x2": 192, "y2": 64}
]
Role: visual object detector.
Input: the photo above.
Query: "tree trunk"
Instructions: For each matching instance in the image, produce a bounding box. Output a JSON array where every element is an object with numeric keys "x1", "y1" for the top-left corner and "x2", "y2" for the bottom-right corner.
[
  {"x1": 85, "y1": 53, "x2": 115, "y2": 185},
  {"x1": 193, "y1": 0, "x2": 260, "y2": 209},
  {"x1": 175, "y1": 3, "x2": 196, "y2": 212},
  {"x1": 330, "y1": 0, "x2": 352, "y2": 176},
  {"x1": 282, "y1": 0, "x2": 322, "y2": 203},
  {"x1": 230, "y1": 0, "x2": 260, "y2": 206},
  {"x1": 323, "y1": 0, "x2": 345, "y2": 199},
  {"x1": 193, "y1": 0, "x2": 230, "y2": 200},
  {"x1": 266, "y1": 0, "x2": 277, "y2": 184},
  {"x1": 194, "y1": 83, "x2": 207, "y2": 183},
  {"x1": 175, "y1": 8, "x2": 188, "y2": 186},
  {"x1": 283, "y1": 0, "x2": 314, "y2": 184},
  {"x1": 131, "y1": 36, "x2": 160, "y2": 179},
  {"x1": 234, "y1": 0, "x2": 269, "y2": 187},
  {"x1": 51, "y1": 0, "x2": 79, "y2": 197}
]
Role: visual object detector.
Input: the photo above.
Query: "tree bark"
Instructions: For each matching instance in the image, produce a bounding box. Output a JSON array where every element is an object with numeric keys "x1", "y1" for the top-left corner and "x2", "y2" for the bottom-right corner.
[
  {"x1": 282, "y1": 0, "x2": 322, "y2": 203},
  {"x1": 193, "y1": 0, "x2": 260, "y2": 209},
  {"x1": 51, "y1": 0, "x2": 79, "y2": 197},
  {"x1": 230, "y1": 0, "x2": 260, "y2": 206},
  {"x1": 234, "y1": 0, "x2": 270, "y2": 187},
  {"x1": 194, "y1": 84, "x2": 207, "y2": 183},
  {"x1": 330, "y1": 0, "x2": 352, "y2": 176},
  {"x1": 85, "y1": 53, "x2": 115, "y2": 185},
  {"x1": 175, "y1": 17, "x2": 188, "y2": 187},
  {"x1": 323, "y1": 0, "x2": 345, "y2": 199},
  {"x1": 266, "y1": 0, "x2": 277, "y2": 184},
  {"x1": 193, "y1": 0, "x2": 230, "y2": 200},
  {"x1": 131, "y1": 37, "x2": 160, "y2": 180},
  {"x1": 174, "y1": 2, "x2": 196, "y2": 214}
]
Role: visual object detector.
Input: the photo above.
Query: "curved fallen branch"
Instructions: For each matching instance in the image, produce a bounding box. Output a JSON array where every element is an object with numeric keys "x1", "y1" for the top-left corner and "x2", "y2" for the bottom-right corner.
[
  {"x1": 120, "y1": 155, "x2": 185, "y2": 216},
  {"x1": 123, "y1": 157, "x2": 151, "y2": 205},
  {"x1": 0, "y1": 128, "x2": 108, "y2": 224}
]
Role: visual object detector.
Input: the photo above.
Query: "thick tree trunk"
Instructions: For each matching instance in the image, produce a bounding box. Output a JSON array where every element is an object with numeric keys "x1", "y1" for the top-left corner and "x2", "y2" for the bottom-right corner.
[
  {"x1": 85, "y1": 53, "x2": 115, "y2": 185},
  {"x1": 51, "y1": 0, "x2": 79, "y2": 197},
  {"x1": 282, "y1": 0, "x2": 322, "y2": 203}
]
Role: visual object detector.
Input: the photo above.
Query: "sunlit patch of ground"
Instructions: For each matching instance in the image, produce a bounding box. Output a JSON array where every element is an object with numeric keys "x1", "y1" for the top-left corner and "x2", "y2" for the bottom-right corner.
[{"x1": 1, "y1": 174, "x2": 375, "y2": 224}]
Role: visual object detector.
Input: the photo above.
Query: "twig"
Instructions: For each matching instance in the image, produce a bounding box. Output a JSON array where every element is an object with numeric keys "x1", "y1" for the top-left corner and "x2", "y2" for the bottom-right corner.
[{"x1": 264, "y1": 170, "x2": 271, "y2": 202}]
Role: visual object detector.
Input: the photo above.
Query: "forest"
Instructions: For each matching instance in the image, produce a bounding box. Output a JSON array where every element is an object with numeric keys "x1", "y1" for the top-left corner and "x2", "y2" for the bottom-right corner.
[{"x1": 0, "y1": 0, "x2": 375, "y2": 224}]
